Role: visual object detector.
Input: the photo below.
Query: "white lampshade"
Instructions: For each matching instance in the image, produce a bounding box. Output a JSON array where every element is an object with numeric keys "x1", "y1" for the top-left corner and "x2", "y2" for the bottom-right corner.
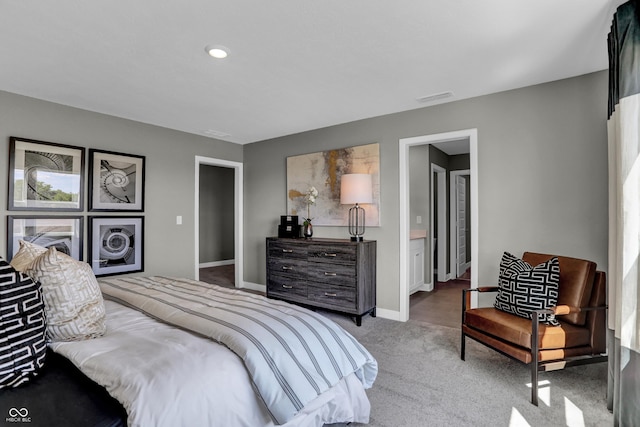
[{"x1": 340, "y1": 174, "x2": 373, "y2": 205}]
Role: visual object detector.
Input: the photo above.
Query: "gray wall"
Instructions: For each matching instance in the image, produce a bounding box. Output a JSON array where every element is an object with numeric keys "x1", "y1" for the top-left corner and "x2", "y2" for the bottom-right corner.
[
  {"x1": 199, "y1": 165, "x2": 235, "y2": 263},
  {"x1": 243, "y1": 71, "x2": 609, "y2": 314},
  {"x1": 0, "y1": 90, "x2": 243, "y2": 278}
]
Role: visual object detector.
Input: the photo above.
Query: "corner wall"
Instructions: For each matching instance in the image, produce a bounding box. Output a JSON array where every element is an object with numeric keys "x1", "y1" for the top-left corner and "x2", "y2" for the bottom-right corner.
[
  {"x1": 0, "y1": 90, "x2": 243, "y2": 278},
  {"x1": 243, "y1": 71, "x2": 609, "y2": 316}
]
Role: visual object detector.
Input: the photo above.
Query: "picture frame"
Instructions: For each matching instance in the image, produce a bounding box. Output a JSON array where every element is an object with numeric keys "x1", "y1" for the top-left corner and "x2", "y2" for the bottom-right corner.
[
  {"x1": 8, "y1": 136, "x2": 85, "y2": 211},
  {"x1": 7, "y1": 215, "x2": 83, "y2": 262},
  {"x1": 89, "y1": 149, "x2": 145, "y2": 211},
  {"x1": 89, "y1": 216, "x2": 144, "y2": 277},
  {"x1": 286, "y1": 142, "x2": 381, "y2": 226}
]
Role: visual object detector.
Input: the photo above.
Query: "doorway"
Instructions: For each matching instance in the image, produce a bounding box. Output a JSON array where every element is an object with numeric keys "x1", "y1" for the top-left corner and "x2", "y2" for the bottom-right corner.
[
  {"x1": 194, "y1": 156, "x2": 243, "y2": 288},
  {"x1": 399, "y1": 129, "x2": 478, "y2": 322},
  {"x1": 450, "y1": 169, "x2": 471, "y2": 278}
]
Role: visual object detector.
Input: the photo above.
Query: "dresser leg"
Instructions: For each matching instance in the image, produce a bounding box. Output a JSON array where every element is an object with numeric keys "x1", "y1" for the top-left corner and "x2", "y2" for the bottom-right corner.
[
  {"x1": 356, "y1": 315, "x2": 362, "y2": 327},
  {"x1": 371, "y1": 308, "x2": 376, "y2": 318}
]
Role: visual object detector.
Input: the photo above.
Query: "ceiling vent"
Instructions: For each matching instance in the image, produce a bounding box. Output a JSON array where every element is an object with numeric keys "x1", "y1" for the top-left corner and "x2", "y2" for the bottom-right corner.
[
  {"x1": 203, "y1": 129, "x2": 231, "y2": 138},
  {"x1": 416, "y1": 91, "x2": 454, "y2": 103}
]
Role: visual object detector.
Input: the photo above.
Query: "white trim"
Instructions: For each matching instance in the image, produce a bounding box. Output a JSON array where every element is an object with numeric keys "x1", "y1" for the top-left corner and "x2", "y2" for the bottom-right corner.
[
  {"x1": 241, "y1": 281, "x2": 266, "y2": 294},
  {"x1": 450, "y1": 169, "x2": 470, "y2": 278},
  {"x1": 375, "y1": 308, "x2": 401, "y2": 321},
  {"x1": 199, "y1": 259, "x2": 235, "y2": 269},
  {"x1": 431, "y1": 163, "x2": 447, "y2": 283},
  {"x1": 195, "y1": 156, "x2": 244, "y2": 289},
  {"x1": 399, "y1": 129, "x2": 479, "y2": 322}
]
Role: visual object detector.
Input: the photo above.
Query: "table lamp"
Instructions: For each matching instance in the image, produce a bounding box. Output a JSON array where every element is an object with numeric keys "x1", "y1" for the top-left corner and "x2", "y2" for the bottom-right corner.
[{"x1": 340, "y1": 174, "x2": 372, "y2": 241}]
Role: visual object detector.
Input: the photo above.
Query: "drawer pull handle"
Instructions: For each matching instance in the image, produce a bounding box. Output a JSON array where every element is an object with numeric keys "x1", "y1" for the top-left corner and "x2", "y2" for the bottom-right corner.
[
  {"x1": 323, "y1": 253, "x2": 337, "y2": 257},
  {"x1": 325, "y1": 292, "x2": 337, "y2": 297},
  {"x1": 282, "y1": 285, "x2": 293, "y2": 289},
  {"x1": 282, "y1": 249, "x2": 294, "y2": 253},
  {"x1": 282, "y1": 266, "x2": 293, "y2": 271},
  {"x1": 324, "y1": 272, "x2": 337, "y2": 276}
]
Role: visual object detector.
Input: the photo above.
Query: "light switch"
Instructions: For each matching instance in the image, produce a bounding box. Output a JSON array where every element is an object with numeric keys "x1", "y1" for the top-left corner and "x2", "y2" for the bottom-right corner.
[
  {"x1": 176, "y1": 215, "x2": 182, "y2": 225},
  {"x1": 416, "y1": 216, "x2": 422, "y2": 224}
]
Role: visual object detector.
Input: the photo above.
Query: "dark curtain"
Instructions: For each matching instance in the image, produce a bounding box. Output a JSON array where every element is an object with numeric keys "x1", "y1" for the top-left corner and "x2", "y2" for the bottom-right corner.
[{"x1": 607, "y1": 1, "x2": 640, "y2": 426}]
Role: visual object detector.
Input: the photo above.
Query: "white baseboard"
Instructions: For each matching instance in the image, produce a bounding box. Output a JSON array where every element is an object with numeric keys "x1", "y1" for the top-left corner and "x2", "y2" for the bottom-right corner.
[
  {"x1": 375, "y1": 307, "x2": 401, "y2": 321},
  {"x1": 239, "y1": 281, "x2": 266, "y2": 294},
  {"x1": 410, "y1": 282, "x2": 432, "y2": 294},
  {"x1": 199, "y1": 259, "x2": 234, "y2": 268}
]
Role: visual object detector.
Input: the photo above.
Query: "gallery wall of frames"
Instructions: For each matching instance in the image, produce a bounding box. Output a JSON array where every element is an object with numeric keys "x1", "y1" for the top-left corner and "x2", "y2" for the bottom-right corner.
[{"x1": 6, "y1": 136, "x2": 145, "y2": 277}]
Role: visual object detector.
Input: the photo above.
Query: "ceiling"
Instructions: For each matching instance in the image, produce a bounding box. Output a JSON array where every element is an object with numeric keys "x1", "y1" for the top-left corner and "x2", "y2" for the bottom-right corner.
[{"x1": 0, "y1": 1, "x2": 625, "y2": 145}]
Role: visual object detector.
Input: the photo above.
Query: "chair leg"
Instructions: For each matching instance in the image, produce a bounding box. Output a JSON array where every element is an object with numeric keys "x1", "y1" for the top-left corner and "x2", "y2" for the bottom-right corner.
[
  {"x1": 531, "y1": 313, "x2": 540, "y2": 406},
  {"x1": 461, "y1": 333, "x2": 466, "y2": 360},
  {"x1": 531, "y1": 358, "x2": 539, "y2": 406},
  {"x1": 461, "y1": 289, "x2": 467, "y2": 361}
]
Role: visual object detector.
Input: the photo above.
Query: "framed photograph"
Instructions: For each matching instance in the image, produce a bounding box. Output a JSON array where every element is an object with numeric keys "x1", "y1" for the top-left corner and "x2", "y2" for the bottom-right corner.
[
  {"x1": 7, "y1": 216, "x2": 83, "y2": 261},
  {"x1": 89, "y1": 149, "x2": 145, "y2": 211},
  {"x1": 89, "y1": 216, "x2": 144, "y2": 277},
  {"x1": 8, "y1": 137, "x2": 84, "y2": 211}
]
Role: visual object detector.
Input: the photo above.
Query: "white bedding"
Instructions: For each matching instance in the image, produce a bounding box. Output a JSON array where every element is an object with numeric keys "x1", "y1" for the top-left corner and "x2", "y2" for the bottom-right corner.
[{"x1": 50, "y1": 299, "x2": 372, "y2": 427}]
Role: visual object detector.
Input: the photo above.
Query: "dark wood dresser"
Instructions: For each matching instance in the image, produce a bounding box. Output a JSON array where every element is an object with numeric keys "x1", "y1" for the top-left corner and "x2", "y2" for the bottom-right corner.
[{"x1": 266, "y1": 237, "x2": 376, "y2": 326}]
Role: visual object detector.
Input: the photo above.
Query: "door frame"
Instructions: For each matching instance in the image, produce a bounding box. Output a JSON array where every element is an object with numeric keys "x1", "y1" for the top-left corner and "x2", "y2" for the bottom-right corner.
[
  {"x1": 194, "y1": 156, "x2": 243, "y2": 288},
  {"x1": 450, "y1": 169, "x2": 471, "y2": 278},
  {"x1": 431, "y1": 163, "x2": 447, "y2": 284},
  {"x1": 399, "y1": 129, "x2": 478, "y2": 322}
]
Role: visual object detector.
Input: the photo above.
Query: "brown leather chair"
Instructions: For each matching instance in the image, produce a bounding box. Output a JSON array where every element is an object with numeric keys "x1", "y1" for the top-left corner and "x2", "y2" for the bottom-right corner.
[{"x1": 461, "y1": 252, "x2": 607, "y2": 405}]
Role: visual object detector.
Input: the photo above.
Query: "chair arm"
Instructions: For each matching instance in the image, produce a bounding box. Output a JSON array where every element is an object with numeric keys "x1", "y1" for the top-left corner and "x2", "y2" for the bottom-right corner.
[
  {"x1": 462, "y1": 287, "x2": 500, "y2": 314},
  {"x1": 534, "y1": 304, "x2": 608, "y2": 316}
]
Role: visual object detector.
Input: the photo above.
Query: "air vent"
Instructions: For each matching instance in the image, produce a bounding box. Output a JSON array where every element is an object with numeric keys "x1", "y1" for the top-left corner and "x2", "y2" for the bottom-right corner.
[
  {"x1": 416, "y1": 91, "x2": 454, "y2": 103},
  {"x1": 203, "y1": 129, "x2": 231, "y2": 138}
]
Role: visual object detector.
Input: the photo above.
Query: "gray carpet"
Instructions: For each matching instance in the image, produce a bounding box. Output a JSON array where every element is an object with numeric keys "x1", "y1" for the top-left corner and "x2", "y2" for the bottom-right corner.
[{"x1": 325, "y1": 313, "x2": 612, "y2": 427}]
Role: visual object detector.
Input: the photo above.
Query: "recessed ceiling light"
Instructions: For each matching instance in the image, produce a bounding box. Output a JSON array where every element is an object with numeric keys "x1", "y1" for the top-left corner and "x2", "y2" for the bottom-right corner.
[{"x1": 205, "y1": 45, "x2": 229, "y2": 59}]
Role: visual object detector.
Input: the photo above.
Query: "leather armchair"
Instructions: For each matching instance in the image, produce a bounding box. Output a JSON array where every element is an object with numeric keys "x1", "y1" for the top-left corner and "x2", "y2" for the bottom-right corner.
[{"x1": 461, "y1": 252, "x2": 607, "y2": 405}]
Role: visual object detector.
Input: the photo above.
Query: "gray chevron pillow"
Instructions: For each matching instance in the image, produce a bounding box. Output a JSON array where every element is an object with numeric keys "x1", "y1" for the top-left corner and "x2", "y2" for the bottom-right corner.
[
  {"x1": 494, "y1": 252, "x2": 560, "y2": 326},
  {"x1": 0, "y1": 258, "x2": 47, "y2": 389}
]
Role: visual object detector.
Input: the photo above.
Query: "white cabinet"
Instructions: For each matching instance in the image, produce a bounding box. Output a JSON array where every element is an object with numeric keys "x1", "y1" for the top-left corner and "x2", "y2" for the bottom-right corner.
[{"x1": 409, "y1": 238, "x2": 425, "y2": 294}]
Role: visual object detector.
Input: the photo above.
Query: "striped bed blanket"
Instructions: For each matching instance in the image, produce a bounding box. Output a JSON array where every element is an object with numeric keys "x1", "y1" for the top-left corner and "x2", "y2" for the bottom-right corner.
[{"x1": 98, "y1": 276, "x2": 378, "y2": 425}]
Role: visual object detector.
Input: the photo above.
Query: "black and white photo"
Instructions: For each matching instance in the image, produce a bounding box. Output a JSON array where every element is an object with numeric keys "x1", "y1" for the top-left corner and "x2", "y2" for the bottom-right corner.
[
  {"x1": 89, "y1": 149, "x2": 145, "y2": 211},
  {"x1": 89, "y1": 216, "x2": 144, "y2": 276},
  {"x1": 8, "y1": 137, "x2": 84, "y2": 211},
  {"x1": 7, "y1": 215, "x2": 83, "y2": 261}
]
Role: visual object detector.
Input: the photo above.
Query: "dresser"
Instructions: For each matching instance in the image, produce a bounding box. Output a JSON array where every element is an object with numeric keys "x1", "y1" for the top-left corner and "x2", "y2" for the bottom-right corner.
[{"x1": 266, "y1": 237, "x2": 376, "y2": 326}]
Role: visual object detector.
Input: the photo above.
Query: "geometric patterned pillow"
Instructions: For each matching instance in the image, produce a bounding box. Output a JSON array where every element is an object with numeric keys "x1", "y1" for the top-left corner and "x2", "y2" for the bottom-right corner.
[
  {"x1": 0, "y1": 257, "x2": 47, "y2": 389},
  {"x1": 9, "y1": 239, "x2": 48, "y2": 272},
  {"x1": 494, "y1": 252, "x2": 560, "y2": 326},
  {"x1": 22, "y1": 247, "x2": 106, "y2": 342}
]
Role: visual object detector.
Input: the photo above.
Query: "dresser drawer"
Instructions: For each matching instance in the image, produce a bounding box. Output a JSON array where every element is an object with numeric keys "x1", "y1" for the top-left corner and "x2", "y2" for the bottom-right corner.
[
  {"x1": 268, "y1": 241, "x2": 307, "y2": 260},
  {"x1": 307, "y1": 283, "x2": 356, "y2": 311},
  {"x1": 267, "y1": 274, "x2": 307, "y2": 299},
  {"x1": 266, "y1": 237, "x2": 376, "y2": 326},
  {"x1": 308, "y1": 245, "x2": 356, "y2": 266},
  {"x1": 267, "y1": 257, "x2": 307, "y2": 280},
  {"x1": 306, "y1": 263, "x2": 356, "y2": 287}
]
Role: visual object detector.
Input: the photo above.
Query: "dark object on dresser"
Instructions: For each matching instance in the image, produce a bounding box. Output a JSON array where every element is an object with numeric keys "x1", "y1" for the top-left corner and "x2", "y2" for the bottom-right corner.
[
  {"x1": 266, "y1": 237, "x2": 376, "y2": 326},
  {"x1": 278, "y1": 215, "x2": 301, "y2": 238},
  {"x1": 461, "y1": 252, "x2": 607, "y2": 406},
  {"x1": 1, "y1": 349, "x2": 127, "y2": 427}
]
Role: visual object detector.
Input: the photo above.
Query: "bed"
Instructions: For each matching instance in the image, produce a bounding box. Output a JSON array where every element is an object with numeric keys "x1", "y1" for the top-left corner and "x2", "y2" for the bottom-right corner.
[{"x1": 1, "y1": 264, "x2": 377, "y2": 427}]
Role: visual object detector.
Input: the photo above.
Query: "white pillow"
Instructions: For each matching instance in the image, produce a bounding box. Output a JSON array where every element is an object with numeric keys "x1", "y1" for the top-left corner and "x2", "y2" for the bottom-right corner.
[
  {"x1": 23, "y1": 247, "x2": 106, "y2": 342},
  {"x1": 9, "y1": 240, "x2": 48, "y2": 272}
]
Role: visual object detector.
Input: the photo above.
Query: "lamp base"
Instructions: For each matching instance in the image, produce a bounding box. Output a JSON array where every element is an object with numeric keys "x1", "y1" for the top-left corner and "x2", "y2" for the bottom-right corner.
[{"x1": 350, "y1": 236, "x2": 364, "y2": 242}]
